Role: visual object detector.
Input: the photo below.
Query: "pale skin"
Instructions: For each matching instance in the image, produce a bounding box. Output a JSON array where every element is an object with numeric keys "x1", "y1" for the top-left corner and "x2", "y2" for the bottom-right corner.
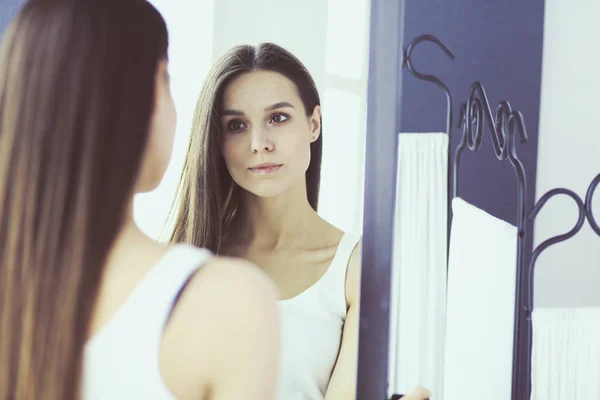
[
  {"x1": 219, "y1": 70, "x2": 430, "y2": 400},
  {"x1": 88, "y1": 61, "x2": 281, "y2": 400}
]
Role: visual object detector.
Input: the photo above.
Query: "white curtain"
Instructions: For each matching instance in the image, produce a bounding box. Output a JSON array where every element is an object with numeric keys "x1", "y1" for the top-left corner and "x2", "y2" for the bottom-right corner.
[
  {"x1": 531, "y1": 307, "x2": 600, "y2": 400},
  {"x1": 388, "y1": 133, "x2": 448, "y2": 399}
]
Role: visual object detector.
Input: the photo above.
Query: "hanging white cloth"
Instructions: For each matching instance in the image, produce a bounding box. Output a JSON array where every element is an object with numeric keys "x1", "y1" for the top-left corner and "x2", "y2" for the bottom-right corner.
[
  {"x1": 388, "y1": 133, "x2": 448, "y2": 399},
  {"x1": 531, "y1": 307, "x2": 600, "y2": 400},
  {"x1": 443, "y1": 197, "x2": 517, "y2": 400}
]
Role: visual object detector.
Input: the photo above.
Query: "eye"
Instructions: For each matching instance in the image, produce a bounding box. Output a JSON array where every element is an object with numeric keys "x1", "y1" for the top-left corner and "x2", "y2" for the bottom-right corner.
[
  {"x1": 227, "y1": 119, "x2": 246, "y2": 132},
  {"x1": 269, "y1": 113, "x2": 289, "y2": 124}
]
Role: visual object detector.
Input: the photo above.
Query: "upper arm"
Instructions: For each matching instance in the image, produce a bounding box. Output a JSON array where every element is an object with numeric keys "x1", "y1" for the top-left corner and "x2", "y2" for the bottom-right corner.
[
  {"x1": 208, "y1": 259, "x2": 281, "y2": 400},
  {"x1": 168, "y1": 257, "x2": 281, "y2": 400},
  {"x1": 325, "y1": 240, "x2": 362, "y2": 400}
]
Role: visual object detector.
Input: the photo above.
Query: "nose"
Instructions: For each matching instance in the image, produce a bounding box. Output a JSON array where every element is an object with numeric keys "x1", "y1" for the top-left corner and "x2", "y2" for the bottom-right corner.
[{"x1": 250, "y1": 127, "x2": 274, "y2": 153}]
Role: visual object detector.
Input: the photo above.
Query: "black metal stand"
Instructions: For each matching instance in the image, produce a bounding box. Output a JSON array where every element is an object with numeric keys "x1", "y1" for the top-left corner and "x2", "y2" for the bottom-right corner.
[
  {"x1": 523, "y1": 172, "x2": 600, "y2": 397},
  {"x1": 453, "y1": 81, "x2": 529, "y2": 400}
]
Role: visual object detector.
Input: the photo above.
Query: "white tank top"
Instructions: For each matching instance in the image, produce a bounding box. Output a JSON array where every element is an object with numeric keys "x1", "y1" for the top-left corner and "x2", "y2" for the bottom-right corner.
[
  {"x1": 82, "y1": 244, "x2": 212, "y2": 400},
  {"x1": 276, "y1": 232, "x2": 361, "y2": 400}
]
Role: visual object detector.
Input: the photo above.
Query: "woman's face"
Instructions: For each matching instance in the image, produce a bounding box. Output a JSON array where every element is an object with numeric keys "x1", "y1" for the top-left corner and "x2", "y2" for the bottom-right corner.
[
  {"x1": 136, "y1": 60, "x2": 177, "y2": 193},
  {"x1": 220, "y1": 70, "x2": 321, "y2": 199}
]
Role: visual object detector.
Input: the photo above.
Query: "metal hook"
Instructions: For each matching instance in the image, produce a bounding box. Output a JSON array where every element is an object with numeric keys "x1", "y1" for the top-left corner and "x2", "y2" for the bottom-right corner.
[
  {"x1": 527, "y1": 189, "x2": 587, "y2": 295},
  {"x1": 404, "y1": 34, "x2": 455, "y2": 134},
  {"x1": 585, "y1": 173, "x2": 600, "y2": 236},
  {"x1": 522, "y1": 188, "x2": 587, "y2": 398}
]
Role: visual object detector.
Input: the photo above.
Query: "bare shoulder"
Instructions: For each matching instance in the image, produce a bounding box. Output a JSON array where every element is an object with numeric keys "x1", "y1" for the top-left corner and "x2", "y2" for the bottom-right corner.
[
  {"x1": 348, "y1": 238, "x2": 362, "y2": 269},
  {"x1": 345, "y1": 238, "x2": 362, "y2": 306},
  {"x1": 192, "y1": 256, "x2": 279, "y2": 301},
  {"x1": 173, "y1": 255, "x2": 279, "y2": 335},
  {"x1": 161, "y1": 255, "x2": 280, "y2": 399}
]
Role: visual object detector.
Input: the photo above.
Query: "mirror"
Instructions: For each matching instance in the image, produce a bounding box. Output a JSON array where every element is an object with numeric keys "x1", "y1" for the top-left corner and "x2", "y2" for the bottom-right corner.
[{"x1": 133, "y1": 1, "x2": 377, "y2": 399}]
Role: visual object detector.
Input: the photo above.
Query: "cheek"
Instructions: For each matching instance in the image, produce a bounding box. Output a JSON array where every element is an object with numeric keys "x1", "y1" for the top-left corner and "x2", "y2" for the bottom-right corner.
[
  {"x1": 166, "y1": 96, "x2": 177, "y2": 136},
  {"x1": 222, "y1": 136, "x2": 247, "y2": 169},
  {"x1": 145, "y1": 126, "x2": 171, "y2": 184},
  {"x1": 153, "y1": 98, "x2": 177, "y2": 166},
  {"x1": 286, "y1": 130, "x2": 312, "y2": 168}
]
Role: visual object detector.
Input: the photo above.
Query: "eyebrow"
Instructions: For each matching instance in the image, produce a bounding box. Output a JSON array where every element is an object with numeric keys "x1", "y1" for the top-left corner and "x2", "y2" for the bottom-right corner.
[{"x1": 222, "y1": 101, "x2": 295, "y2": 117}]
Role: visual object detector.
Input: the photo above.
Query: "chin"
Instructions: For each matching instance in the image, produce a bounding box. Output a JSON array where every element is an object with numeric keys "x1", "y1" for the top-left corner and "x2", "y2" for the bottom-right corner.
[
  {"x1": 135, "y1": 184, "x2": 160, "y2": 194},
  {"x1": 135, "y1": 175, "x2": 165, "y2": 194},
  {"x1": 241, "y1": 181, "x2": 291, "y2": 199}
]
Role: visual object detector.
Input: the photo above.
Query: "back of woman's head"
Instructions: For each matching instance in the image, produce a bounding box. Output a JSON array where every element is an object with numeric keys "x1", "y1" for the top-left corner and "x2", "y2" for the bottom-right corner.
[
  {"x1": 0, "y1": 0, "x2": 168, "y2": 398},
  {"x1": 169, "y1": 42, "x2": 322, "y2": 253}
]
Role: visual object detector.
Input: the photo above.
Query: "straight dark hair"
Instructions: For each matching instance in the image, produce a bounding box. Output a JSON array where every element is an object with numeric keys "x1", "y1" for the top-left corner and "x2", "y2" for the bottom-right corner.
[
  {"x1": 0, "y1": 0, "x2": 168, "y2": 398},
  {"x1": 168, "y1": 42, "x2": 322, "y2": 253}
]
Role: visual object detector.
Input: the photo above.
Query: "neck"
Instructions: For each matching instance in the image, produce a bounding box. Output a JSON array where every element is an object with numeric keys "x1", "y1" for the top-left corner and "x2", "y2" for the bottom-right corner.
[
  {"x1": 112, "y1": 198, "x2": 146, "y2": 250},
  {"x1": 242, "y1": 178, "x2": 318, "y2": 250}
]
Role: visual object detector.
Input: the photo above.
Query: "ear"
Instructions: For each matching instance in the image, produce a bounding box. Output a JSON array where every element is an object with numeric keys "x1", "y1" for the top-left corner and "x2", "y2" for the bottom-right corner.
[{"x1": 309, "y1": 105, "x2": 321, "y2": 143}]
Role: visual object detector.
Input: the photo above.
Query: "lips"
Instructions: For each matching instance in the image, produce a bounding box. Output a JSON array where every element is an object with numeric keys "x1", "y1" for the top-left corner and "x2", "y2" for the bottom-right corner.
[{"x1": 249, "y1": 163, "x2": 282, "y2": 174}]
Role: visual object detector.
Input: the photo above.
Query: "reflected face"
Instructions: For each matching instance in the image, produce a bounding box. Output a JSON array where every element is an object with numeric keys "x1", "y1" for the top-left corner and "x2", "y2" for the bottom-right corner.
[
  {"x1": 137, "y1": 60, "x2": 177, "y2": 193},
  {"x1": 220, "y1": 70, "x2": 321, "y2": 198}
]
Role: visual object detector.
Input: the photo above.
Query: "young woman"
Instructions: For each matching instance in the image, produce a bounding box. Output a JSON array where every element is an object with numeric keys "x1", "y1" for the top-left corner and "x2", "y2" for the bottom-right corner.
[
  {"x1": 168, "y1": 43, "x2": 431, "y2": 400},
  {"x1": 0, "y1": 1, "x2": 279, "y2": 400}
]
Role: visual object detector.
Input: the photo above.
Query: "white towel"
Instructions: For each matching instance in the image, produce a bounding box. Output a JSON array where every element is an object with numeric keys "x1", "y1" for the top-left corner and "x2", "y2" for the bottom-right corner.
[
  {"x1": 388, "y1": 133, "x2": 448, "y2": 399},
  {"x1": 443, "y1": 197, "x2": 517, "y2": 400},
  {"x1": 531, "y1": 307, "x2": 600, "y2": 400}
]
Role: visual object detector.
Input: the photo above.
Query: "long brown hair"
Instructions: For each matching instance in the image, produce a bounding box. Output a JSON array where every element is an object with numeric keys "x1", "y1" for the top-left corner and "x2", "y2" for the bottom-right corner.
[
  {"x1": 0, "y1": 0, "x2": 168, "y2": 399},
  {"x1": 168, "y1": 43, "x2": 322, "y2": 253}
]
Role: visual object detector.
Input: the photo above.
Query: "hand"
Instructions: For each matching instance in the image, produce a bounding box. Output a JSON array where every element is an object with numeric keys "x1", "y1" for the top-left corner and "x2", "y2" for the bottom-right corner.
[{"x1": 402, "y1": 385, "x2": 432, "y2": 400}]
